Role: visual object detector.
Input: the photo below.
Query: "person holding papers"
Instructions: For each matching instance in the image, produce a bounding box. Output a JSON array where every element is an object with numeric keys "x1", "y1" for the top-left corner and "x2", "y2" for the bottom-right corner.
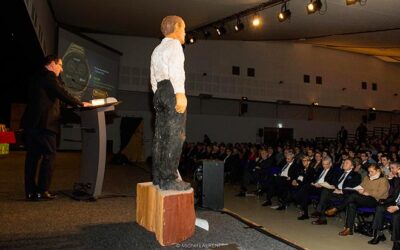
[
  {"x1": 294, "y1": 156, "x2": 335, "y2": 220},
  {"x1": 325, "y1": 164, "x2": 389, "y2": 236},
  {"x1": 368, "y1": 166, "x2": 400, "y2": 249},
  {"x1": 283, "y1": 155, "x2": 316, "y2": 218},
  {"x1": 312, "y1": 159, "x2": 361, "y2": 225}
]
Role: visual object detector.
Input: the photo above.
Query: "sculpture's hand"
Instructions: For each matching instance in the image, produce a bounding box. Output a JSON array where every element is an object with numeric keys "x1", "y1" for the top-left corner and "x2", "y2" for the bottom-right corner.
[
  {"x1": 175, "y1": 93, "x2": 187, "y2": 113},
  {"x1": 82, "y1": 102, "x2": 92, "y2": 107}
]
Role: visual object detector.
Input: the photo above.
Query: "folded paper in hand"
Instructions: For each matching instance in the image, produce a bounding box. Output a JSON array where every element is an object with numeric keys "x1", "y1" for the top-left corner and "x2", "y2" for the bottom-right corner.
[
  {"x1": 318, "y1": 182, "x2": 335, "y2": 189},
  {"x1": 90, "y1": 97, "x2": 118, "y2": 106},
  {"x1": 344, "y1": 185, "x2": 364, "y2": 190}
]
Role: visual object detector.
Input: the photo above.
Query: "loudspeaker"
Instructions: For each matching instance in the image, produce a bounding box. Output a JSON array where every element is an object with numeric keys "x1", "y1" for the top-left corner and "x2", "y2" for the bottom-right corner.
[
  {"x1": 202, "y1": 160, "x2": 224, "y2": 210},
  {"x1": 258, "y1": 128, "x2": 264, "y2": 137},
  {"x1": 240, "y1": 103, "x2": 248, "y2": 114}
]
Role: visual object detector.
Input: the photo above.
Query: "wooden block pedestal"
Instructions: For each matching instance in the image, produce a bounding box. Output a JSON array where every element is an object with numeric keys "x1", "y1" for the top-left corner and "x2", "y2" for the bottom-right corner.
[{"x1": 136, "y1": 182, "x2": 195, "y2": 246}]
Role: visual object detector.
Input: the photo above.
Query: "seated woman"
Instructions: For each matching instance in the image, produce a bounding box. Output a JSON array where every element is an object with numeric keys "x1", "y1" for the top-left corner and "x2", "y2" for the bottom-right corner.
[{"x1": 325, "y1": 164, "x2": 390, "y2": 236}]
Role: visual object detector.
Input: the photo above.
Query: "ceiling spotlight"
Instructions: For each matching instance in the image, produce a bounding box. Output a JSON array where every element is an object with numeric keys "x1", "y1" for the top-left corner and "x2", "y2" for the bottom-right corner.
[
  {"x1": 216, "y1": 25, "x2": 227, "y2": 36},
  {"x1": 307, "y1": 0, "x2": 322, "y2": 14},
  {"x1": 252, "y1": 14, "x2": 261, "y2": 27},
  {"x1": 345, "y1": 0, "x2": 359, "y2": 5},
  {"x1": 234, "y1": 19, "x2": 244, "y2": 32},
  {"x1": 185, "y1": 34, "x2": 196, "y2": 44},
  {"x1": 277, "y1": 3, "x2": 291, "y2": 22},
  {"x1": 189, "y1": 36, "x2": 196, "y2": 44}
]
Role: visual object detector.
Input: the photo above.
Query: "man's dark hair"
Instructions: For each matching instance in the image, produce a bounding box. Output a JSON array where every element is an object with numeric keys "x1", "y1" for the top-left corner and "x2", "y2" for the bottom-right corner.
[
  {"x1": 353, "y1": 157, "x2": 362, "y2": 166},
  {"x1": 381, "y1": 154, "x2": 391, "y2": 160},
  {"x1": 43, "y1": 55, "x2": 60, "y2": 66}
]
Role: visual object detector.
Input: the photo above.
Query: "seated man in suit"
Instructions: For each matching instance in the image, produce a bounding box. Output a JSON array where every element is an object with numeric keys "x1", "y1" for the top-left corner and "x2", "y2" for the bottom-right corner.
[
  {"x1": 254, "y1": 147, "x2": 275, "y2": 195},
  {"x1": 368, "y1": 163, "x2": 400, "y2": 249},
  {"x1": 312, "y1": 159, "x2": 361, "y2": 225},
  {"x1": 325, "y1": 164, "x2": 389, "y2": 236},
  {"x1": 295, "y1": 156, "x2": 335, "y2": 220},
  {"x1": 360, "y1": 151, "x2": 371, "y2": 170},
  {"x1": 290, "y1": 155, "x2": 316, "y2": 219},
  {"x1": 388, "y1": 161, "x2": 400, "y2": 194},
  {"x1": 263, "y1": 152, "x2": 300, "y2": 209}
]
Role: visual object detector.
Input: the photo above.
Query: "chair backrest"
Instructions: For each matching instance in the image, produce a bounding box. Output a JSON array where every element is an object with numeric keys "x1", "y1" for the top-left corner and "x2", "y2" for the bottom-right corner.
[
  {"x1": 270, "y1": 166, "x2": 281, "y2": 175},
  {"x1": 357, "y1": 207, "x2": 376, "y2": 214}
]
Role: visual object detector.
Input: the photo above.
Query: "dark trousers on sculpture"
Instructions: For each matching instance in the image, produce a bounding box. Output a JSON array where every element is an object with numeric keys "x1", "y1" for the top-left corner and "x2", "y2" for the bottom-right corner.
[
  {"x1": 24, "y1": 129, "x2": 57, "y2": 195},
  {"x1": 152, "y1": 80, "x2": 186, "y2": 186}
]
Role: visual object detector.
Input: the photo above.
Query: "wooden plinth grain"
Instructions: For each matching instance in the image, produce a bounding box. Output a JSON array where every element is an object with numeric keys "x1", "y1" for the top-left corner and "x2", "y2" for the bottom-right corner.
[{"x1": 136, "y1": 182, "x2": 195, "y2": 246}]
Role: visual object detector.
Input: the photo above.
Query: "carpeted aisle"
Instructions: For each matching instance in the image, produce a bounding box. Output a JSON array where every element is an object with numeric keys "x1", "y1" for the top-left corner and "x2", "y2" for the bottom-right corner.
[{"x1": 0, "y1": 152, "x2": 302, "y2": 250}]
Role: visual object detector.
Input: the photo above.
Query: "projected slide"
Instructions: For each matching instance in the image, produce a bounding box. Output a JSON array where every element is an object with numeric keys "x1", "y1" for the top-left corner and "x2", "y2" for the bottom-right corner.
[{"x1": 58, "y1": 28, "x2": 120, "y2": 101}]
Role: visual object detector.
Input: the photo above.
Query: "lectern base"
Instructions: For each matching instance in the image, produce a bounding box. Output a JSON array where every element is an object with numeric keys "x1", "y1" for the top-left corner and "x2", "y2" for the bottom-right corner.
[
  {"x1": 60, "y1": 190, "x2": 96, "y2": 201},
  {"x1": 136, "y1": 182, "x2": 195, "y2": 246}
]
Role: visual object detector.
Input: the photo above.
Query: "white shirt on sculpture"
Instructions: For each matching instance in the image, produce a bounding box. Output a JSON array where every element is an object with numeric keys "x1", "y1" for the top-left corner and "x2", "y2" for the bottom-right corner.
[{"x1": 150, "y1": 37, "x2": 185, "y2": 94}]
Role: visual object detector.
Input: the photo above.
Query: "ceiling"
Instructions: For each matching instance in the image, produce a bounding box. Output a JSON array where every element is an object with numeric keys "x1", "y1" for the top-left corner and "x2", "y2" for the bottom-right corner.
[{"x1": 49, "y1": 0, "x2": 400, "y2": 62}]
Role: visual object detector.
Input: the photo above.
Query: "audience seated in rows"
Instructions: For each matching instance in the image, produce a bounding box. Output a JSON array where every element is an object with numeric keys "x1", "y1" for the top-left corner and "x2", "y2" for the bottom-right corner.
[{"x1": 178, "y1": 128, "x2": 400, "y2": 249}]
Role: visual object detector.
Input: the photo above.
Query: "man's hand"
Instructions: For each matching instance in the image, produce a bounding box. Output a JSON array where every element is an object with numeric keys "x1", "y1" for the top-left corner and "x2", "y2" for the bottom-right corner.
[
  {"x1": 312, "y1": 183, "x2": 322, "y2": 188},
  {"x1": 361, "y1": 191, "x2": 369, "y2": 196},
  {"x1": 175, "y1": 93, "x2": 187, "y2": 113},
  {"x1": 333, "y1": 189, "x2": 342, "y2": 194},
  {"x1": 82, "y1": 102, "x2": 92, "y2": 107},
  {"x1": 387, "y1": 205, "x2": 400, "y2": 213},
  {"x1": 357, "y1": 188, "x2": 364, "y2": 194}
]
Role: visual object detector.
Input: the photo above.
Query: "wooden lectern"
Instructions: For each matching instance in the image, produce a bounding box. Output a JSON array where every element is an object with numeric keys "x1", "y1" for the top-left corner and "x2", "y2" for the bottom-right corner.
[{"x1": 136, "y1": 182, "x2": 195, "y2": 246}]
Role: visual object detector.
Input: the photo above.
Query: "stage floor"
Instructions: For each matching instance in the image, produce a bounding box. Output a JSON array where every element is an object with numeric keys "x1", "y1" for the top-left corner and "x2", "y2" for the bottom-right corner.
[{"x1": 0, "y1": 151, "x2": 392, "y2": 249}]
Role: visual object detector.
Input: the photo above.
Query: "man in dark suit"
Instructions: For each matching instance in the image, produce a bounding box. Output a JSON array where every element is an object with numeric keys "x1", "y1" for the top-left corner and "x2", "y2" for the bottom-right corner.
[
  {"x1": 264, "y1": 152, "x2": 300, "y2": 209},
  {"x1": 254, "y1": 147, "x2": 275, "y2": 195},
  {"x1": 21, "y1": 55, "x2": 89, "y2": 201},
  {"x1": 368, "y1": 165, "x2": 400, "y2": 249},
  {"x1": 312, "y1": 159, "x2": 361, "y2": 225},
  {"x1": 295, "y1": 156, "x2": 336, "y2": 220}
]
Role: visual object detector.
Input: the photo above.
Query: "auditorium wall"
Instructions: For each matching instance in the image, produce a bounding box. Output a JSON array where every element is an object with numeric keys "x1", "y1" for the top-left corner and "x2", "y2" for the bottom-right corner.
[
  {"x1": 82, "y1": 34, "x2": 400, "y2": 156},
  {"x1": 88, "y1": 34, "x2": 400, "y2": 111},
  {"x1": 107, "y1": 90, "x2": 400, "y2": 157}
]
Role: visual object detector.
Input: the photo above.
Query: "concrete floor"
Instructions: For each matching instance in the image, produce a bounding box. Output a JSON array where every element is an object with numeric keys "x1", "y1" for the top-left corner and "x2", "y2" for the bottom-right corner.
[{"x1": 223, "y1": 184, "x2": 393, "y2": 250}]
